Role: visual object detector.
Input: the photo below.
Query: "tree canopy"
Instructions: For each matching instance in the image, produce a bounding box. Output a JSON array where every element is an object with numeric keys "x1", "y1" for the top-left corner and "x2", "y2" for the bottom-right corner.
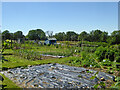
[
  {"x1": 14, "y1": 31, "x2": 24, "y2": 40},
  {"x1": 78, "y1": 31, "x2": 89, "y2": 41},
  {"x1": 27, "y1": 29, "x2": 46, "y2": 40},
  {"x1": 2, "y1": 30, "x2": 11, "y2": 40},
  {"x1": 66, "y1": 31, "x2": 78, "y2": 41},
  {"x1": 54, "y1": 32, "x2": 66, "y2": 41},
  {"x1": 2, "y1": 29, "x2": 120, "y2": 45}
]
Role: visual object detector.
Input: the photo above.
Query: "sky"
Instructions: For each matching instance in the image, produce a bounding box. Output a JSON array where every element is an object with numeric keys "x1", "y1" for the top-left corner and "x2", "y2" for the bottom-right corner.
[{"x1": 2, "y1": 2, "x2": 118, "y2": 35}]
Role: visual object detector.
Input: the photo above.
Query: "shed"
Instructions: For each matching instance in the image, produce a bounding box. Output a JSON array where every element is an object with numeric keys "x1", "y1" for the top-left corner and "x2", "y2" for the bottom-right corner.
[{"x1": 44, "y1": 38, "x2": 57, "y2": 45}]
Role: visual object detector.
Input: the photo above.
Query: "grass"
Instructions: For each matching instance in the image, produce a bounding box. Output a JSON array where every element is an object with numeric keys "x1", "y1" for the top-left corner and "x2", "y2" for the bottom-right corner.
[
  {"x1": 2, "y1": 54, "x2": 72, "y2": 69},
  {"x1": 0, "y1": 73, "x2": 21, "y2": 89}
]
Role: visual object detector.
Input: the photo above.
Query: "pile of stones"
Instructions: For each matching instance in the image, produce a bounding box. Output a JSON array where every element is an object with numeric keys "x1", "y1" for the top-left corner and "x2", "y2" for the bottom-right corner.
[{"x1": 1, "y1": 63, "x2": 114, "y2": 88}]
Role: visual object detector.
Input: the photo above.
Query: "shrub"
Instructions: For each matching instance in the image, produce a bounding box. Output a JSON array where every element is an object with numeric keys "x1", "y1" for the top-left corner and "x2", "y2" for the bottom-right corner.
[
  {"x1": 68, "y1": 57, "x2": 82, "y2": 65},
  {"x1": 95, "y1": 46, "x2": 107, "y2": 61},
  {"x1": 80, "y1": 51, "x2": 87, "y2": 60},
  {"x1": 95, "y1": 46, "x2": 116, "y2": 62}
]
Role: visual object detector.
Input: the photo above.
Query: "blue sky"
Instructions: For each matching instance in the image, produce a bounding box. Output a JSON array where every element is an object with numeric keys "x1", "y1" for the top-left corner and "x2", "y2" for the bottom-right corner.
[{"x1": 2, "y1": 2, "x2": 118, "y2": 35}]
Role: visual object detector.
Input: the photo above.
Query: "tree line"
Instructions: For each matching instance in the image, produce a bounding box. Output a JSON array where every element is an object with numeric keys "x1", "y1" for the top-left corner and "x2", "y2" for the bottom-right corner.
[{"x1": 1, "y1": 29, "x2": 120, "y2": 44}]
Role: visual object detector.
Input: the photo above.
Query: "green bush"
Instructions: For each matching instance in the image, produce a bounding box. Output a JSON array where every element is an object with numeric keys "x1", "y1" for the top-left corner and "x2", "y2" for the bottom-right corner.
[
  {"x1": 69, "y1": 57, "x2": 82, "y2": 65},
  {"x1": 95, "y1": 46, "x2": 107, "y2": 61},
  {"x1": 95, "y1": 46, "x2": 116, "y2": 62},
  {"x1": 80, "y1": 51, "x2": 87, "y2": 60}
]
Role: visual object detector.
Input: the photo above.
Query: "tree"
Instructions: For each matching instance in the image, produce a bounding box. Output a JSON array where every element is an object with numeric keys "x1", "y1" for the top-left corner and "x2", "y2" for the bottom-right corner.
[
  {"x1": 36, "y1": 29, "x2": 46, "y2": 40},
  {"x1": 89, "y1": 30, "x2": 103, "y2": 42},
  {"x1": 27, "y1": 29, "x2": 46, "y2": 40},
  {"x1": 54, "y1": 32, "x2": 66, "y2": 41},
  {"x1": 14, "y1": 31, "x2": 24, "y2": 40},
  {"x1": 27, "y1": 30, "x2": 37, "y2": 40},
  {"x1": 10, "y1": 33, "x2": 14, "y2": 40},
  {"x1": 100, "y1": 31, "x2": 108, "y2": 42},
  {"x1": 108, "y1": 30, "x2": 120, "y2": 44},
  {"x1": 78, "y1": 31, "x2": 89, "y2": 41},
  {"x1": 66, "y1": 31, "x2": 78, "y2": 41},
  {"x1": 2, "y1": 30, "x2": 11, "y2": 40}
]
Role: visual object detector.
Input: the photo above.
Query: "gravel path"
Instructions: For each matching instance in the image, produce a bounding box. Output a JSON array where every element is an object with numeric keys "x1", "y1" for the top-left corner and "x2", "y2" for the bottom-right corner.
[{"x1": 1, "y1": 63, "x2": 114, "y2": 88}]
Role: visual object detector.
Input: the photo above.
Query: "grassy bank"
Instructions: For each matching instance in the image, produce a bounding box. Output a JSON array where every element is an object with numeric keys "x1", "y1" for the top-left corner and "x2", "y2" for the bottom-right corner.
[{"x1": 0, "y1": 73, "x2": 21, "y2": 89}]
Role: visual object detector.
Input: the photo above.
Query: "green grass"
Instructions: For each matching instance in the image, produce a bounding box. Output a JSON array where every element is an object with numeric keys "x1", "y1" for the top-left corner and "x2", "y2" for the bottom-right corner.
[
  {"x1": 2, "y1": 49, "x2": 14, "y2": 54},
  {"x1": 0, "y1": 73, "x2": 21, "y2": 89},
  {"x1": 2, "y1": 54, "x2": 73, "y2": 69}
]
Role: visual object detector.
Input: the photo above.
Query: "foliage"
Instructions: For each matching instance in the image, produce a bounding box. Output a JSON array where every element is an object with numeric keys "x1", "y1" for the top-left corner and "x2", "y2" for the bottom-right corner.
[
  {"x1": 14, "y1": 31, "x2": 24, "y2": 40},
  {"x1": 2, "y1": 40, "x2": 13, "y2": 49},
  {"x1": 101, "y1": 59, "x2": 112, "y2": 66},
  {"x1": 95, "y1": 46, "x2": 116, "y2": 62},
  {"x1": 78, "y1": 31, "x2": 89, "y2": 41},
  {"x1": 68, "y1": 57, "x2": 82, "y2": 65},
  {"x1": 2, "y1": 29, "x2": 120, "y2": 45},
  {"x1": 89, "y1": 30, "x2": 107, "y2": 42},
  {"x1": 54, "y1": 32, "x2": 66, "y2": 41},
  {"x1": 111, "y1": 77, "x2": 120, "y2": 89},
  {"x1": 110, "y1": 30, "x2": 120, "y2": 44},
  {"x1": 66, "y1": 31, "x2": 78, "y2": 41},
  {"x1": 13, "y1": 49, "x2": 42, "y2": 60},
  {"x1": 27, "y1": 29, "x2": 46, "y2": 40},
  {"x1": 67, "y1": 52, "x2": 100, "y2": 68},
  {"x1": 2, "y1": 30, "x2": 11, "y2": 40}
]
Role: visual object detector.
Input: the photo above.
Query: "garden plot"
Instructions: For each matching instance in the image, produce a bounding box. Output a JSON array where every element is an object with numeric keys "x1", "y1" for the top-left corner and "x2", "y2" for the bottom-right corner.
[{"x1": 1, "y1": 64, "x2": 114, "y2": 88}]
